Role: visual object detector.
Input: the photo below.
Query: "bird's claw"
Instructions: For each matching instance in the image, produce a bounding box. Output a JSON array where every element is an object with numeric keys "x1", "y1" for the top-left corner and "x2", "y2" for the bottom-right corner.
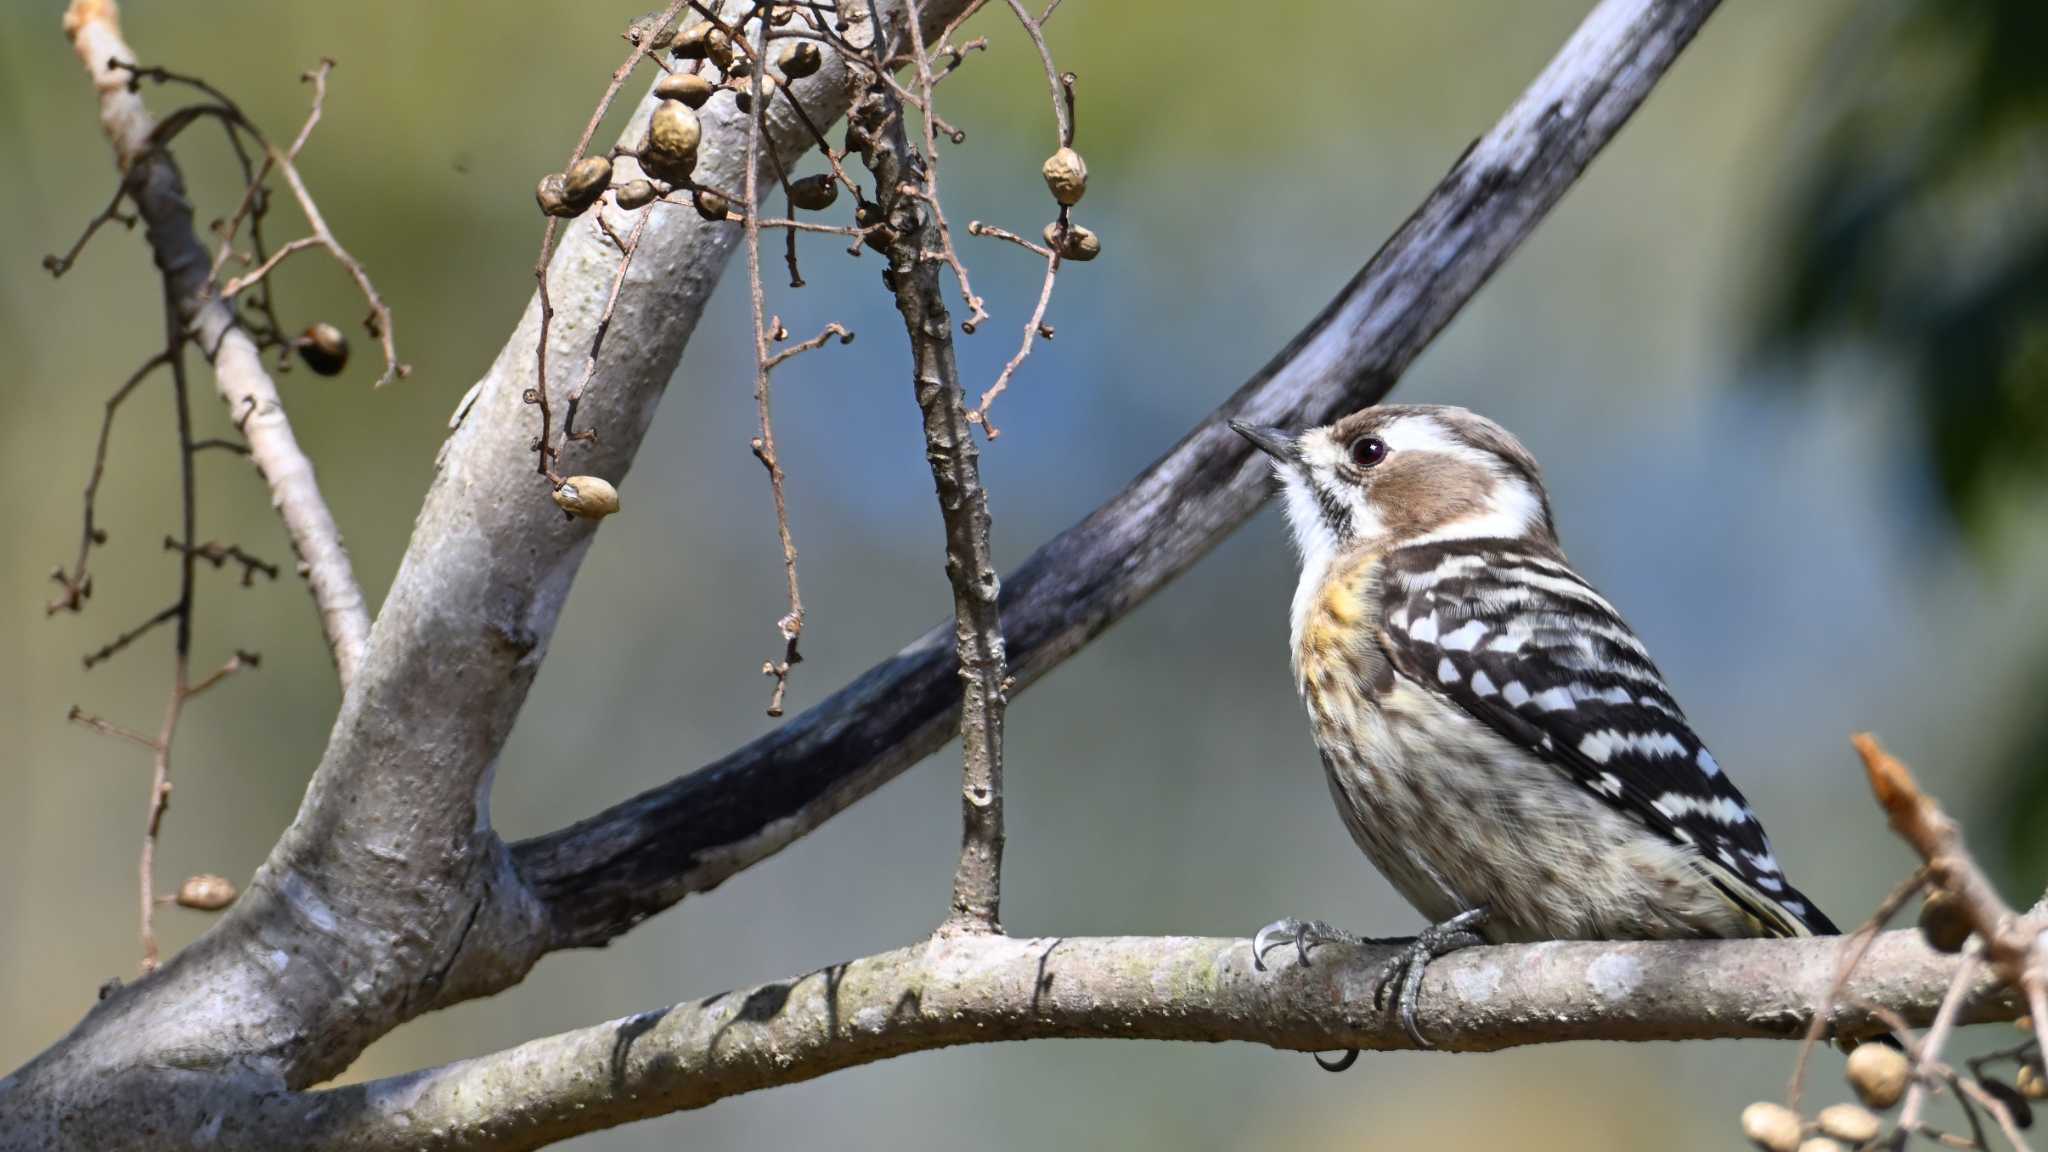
[
  {"x1": 1370, "y1": 906, "x2": 1489, "y2": 1049},
  {"x1": 1252, "y1": 917, "x2": 1363, "y2": 971}
]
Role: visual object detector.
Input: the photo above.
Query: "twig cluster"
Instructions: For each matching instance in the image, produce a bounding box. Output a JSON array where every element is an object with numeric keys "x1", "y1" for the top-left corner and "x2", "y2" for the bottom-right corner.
[
  {"x1": 525, "y1": 0, "x2": 1085, "y2": 717},
  {"x1": 43, "y1": 42, "x2": 398, "y2": 972},
  {"x1": 1753, "y1": 735, "x2": 2048, "y2": 1151}
]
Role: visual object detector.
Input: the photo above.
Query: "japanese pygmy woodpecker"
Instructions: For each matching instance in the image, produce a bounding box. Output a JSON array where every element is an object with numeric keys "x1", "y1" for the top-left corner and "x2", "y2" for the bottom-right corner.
[{"x1": 1231, "y1": 404, "x2": 1838, "y2": 1056}]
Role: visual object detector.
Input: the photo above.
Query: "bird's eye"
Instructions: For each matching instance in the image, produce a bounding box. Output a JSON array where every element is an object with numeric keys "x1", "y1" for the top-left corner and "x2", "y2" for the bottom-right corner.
[{"x1": 1350, "y1": 436, "x2": 1388, "y2": 469}]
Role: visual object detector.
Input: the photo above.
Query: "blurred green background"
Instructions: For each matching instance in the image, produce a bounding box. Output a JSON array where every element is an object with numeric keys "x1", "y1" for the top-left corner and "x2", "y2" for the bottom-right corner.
[{"x1": 3, "y1": 1, "x2": 2045, "y2": 1149}]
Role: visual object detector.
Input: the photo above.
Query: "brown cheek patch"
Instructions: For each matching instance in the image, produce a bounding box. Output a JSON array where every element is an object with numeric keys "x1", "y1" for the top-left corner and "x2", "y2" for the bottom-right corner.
[{"x1": 1368, "y1": 454, "x2": 1495, "y2": 538}]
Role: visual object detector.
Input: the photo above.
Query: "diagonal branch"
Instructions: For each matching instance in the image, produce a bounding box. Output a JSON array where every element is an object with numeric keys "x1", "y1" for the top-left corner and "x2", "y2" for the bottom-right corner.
[
  {"x1": 214, "y1": 931, "x2": 2013, "y2": 1152},
  {"x1": 64, "y1": 2, "x2": 371, "y2": 688},
  {"x1": 514, "y1": 0, "x2": 1725, "y2": 952}
]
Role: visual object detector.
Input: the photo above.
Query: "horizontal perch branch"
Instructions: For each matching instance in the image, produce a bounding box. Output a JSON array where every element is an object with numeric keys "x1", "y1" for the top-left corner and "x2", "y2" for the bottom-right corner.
[{"x1": 217, "y1": 930, "x2": 2007, "y2": 1152}]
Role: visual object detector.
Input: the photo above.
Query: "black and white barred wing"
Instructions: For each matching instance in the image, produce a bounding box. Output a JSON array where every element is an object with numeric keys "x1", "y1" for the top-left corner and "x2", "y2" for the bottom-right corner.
[{"x1": 1375, "y1": 540, "x2": 1836, "y2": 938}]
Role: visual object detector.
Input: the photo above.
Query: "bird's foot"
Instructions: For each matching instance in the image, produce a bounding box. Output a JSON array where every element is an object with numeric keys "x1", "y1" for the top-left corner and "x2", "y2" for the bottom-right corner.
[
  {"x1": 1251, "y1": 916, "x2": 1370, "y2": 1072},
  {"x1": 1370, "y1": 905, "x2": 1489, "y2": 1049}
]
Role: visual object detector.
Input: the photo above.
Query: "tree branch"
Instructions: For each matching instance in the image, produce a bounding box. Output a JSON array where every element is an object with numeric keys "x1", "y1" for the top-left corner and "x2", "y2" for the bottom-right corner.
[
  {"x1": 7, "y1": 8, "x2": 984, "y2": 1136},
  {"x1": 514, "y1": 0, "x2": 1724, "y2": 952},
  {"x1": 854, "y1": 6, "x2": 1011, "y2": 934},
  {"x1": 198, "y1": 932, "x2": 2013, "y2": 1152},
  {"x1": 64, "y1": 1, "x2": 372, "y2": 688}
]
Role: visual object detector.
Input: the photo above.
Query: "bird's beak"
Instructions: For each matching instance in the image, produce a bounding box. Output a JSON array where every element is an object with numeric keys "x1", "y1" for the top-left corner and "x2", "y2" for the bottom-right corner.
[{"x1": 1229, "y1": 419, "x2": 1297, "y2": 463}]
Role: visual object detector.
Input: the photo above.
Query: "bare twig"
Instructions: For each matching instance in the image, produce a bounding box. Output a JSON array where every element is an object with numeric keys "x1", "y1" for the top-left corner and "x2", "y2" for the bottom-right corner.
[
  {"x1": 1787, "y1": 866, "x2": 1929, "y2": 1108},
  {"x1": 65, "y1": 1, "x2": 373, "y2": 686},
  {"x1": 739, "y1": 16, "x2": 809, "y2": 718},
  {"x1": 127, "y1": 58, "x2": 407, "y2": 388},
  {"x1": 1901, "y1": 952, "x2": 1985, "y2": 1136},
  {"x1": 41, "y1": 178, "x2": 137, "y2": 277},
  {"x1": 46, "y1": 351, "x2": 170, "y2": 615},
  {"x1": 970, "y1": 234, "x2": 1056, "y2": 437},
  {"x1": 1856, "y1": 734, "x2": 2048, "y2": 1029},
  {"x1": 1002, "y1": 0, "x2": 1069, "y2": 147},
  {"x1": 527, "y1": 0, "x2": 689, "y2": 481},
  {"x1": 900, "y1": 0, "x2": 986, "y2": 332},
  {"x1": 763, "y1": 321, "x2": 854, "y2": 369},
  {"x1": 66, "y1": 705, "x2": 159, "y2": 752},
  {"x1": 556, "y1": 204, "x2": 655, "y2": 454}
]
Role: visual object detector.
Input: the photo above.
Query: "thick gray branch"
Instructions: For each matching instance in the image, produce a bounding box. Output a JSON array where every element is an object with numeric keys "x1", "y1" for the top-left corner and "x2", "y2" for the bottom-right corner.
[
  {"x1": 515, "y1": 0, "x2": 1723, "y2": 951},
  {"x1": 140, "y1": 931, "x2": 2012, "y2": 1152}
]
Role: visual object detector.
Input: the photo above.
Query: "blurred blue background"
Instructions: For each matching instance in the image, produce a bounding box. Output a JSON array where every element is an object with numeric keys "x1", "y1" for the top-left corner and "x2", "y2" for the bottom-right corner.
[{"x1": 2, "y1": 1, "x2": 2044, "y2": 1148}]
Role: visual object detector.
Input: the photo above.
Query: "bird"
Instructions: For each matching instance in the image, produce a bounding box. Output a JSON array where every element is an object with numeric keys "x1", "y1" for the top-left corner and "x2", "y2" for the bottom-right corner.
[{"x1": 1230, "y1": 403, "x2": 1840, "y2": 1062}]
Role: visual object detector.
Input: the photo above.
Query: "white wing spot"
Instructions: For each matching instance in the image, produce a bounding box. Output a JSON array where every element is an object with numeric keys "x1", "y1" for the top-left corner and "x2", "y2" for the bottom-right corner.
[
  {"x1": 1470, "y1": 670, "x2": 1498, "y2": 697},
  {"x1": 1696, "y1": 748, "x2": 1721, "y2": 777},
  {"x1": 1580, "y1": 729, "x2": 1688, "y2": 764},
  {"x1": 1439, "y1": 619, "x2": 1489, "y2": 652},
  {"x1": 1437, "y1": 657, "x2": 1461, "y2": 685},
  {"x1": 1532, "y1": 687, "x2": 1576, "y2": 712},
  {"x1": 1408, "y1": 613, "x2": 1439, "y2": 644},
  {"x1": 1595, "y1": 772, "x2": 1624, "y2": 797},
  {"x1": 1486, "y1": 628, "x2": 1530, "y2": 655},
  {"x1": 1502, "y1": 681, "x2": 1530, "y2": 708},
  {"x1": 1653, "y1": 791, "x2": 1753, "y2": 826}
]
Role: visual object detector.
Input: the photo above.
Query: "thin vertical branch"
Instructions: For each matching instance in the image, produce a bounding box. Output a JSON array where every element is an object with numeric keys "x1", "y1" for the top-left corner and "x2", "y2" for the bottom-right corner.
[
  {"x1": 138, "y1": 289, "x2": 199, "y2": 974},
  {"x1": 743, "y1": 6, "x2": 807, "y2": 717},
  {"x1": 852, "y1": 8, "x2": 1008, "y2": 933}
]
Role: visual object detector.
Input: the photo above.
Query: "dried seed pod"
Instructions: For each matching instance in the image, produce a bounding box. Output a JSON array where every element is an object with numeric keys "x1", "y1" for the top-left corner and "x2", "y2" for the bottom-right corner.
[
  {"x1": 1043, "y1": 221, "x2": 1101, "y2": 262},
  {"x1": 647, "y1": 99, "x2": 702, "y2": 161},
  {"x1": 1740, "y1": 1102, "x2": 1803, "y2": 1152},
  {"x1": 175, "y1": 873, "x2": 238, "y2": 911},
  {"x1": 642, "y1": 100, "x2": 702, "y2": 184},
  {"x1": 787, "y1": 174, "x2": 838, "y2": 211},
  {"x1": 537, "y1": 172, "x2": 575, "y2": 217},
  {"x1": 295, "y1": 323, "x2": 349, "y2": 376},
  {"x1": 694, "y1": 189, "x2": 731, "y2": 221},
  {"x1": 1814, "y1": 1104, "x2": 1880, "y2": 1145},
  {"x1": 654, "y1": 70, "x2": 715, "y2": 109},
  {"x1": 1041, "y1": 146, "x2": 1088, "y2": 206},
  {"x1": 552, "y1": 476, "x2": 621, "y2": 520},
  {"x1": 734, "y1": 75, "x2": 779, "y2": 114},
  {"x1": 1846, "y1": 1041, "x2": 1910, "y2": 1109},
  {"x1": 705, "y1": 27, "x2": 736, "y2": 69},
  {"x1": 562, "y1": 155, "x2": 612, "y2": 207},
  {"x1": 1918, "y1": 889, "x2": 1972, "y2": 953},
  {"x1": 1982, "y1": 1077, "x2": 2036, "y2": 1129},
  {"x1": 776, "y1": 40, "x2": 822, "y2": 79},
  {"x1": 614, "y1": 179, "x2": 658, "y2": 209},
  {"x1": 2019, "y1": 1064, "x2": 2047, "y2": 1100},
  {"x1": 672, "y1": 20, "x2": 714, "y2": 58}
]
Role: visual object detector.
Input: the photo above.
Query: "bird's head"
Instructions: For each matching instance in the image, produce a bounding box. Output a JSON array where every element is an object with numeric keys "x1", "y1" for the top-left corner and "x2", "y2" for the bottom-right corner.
[{"x1": 1230, "y1": 404, "x2": 1557, "y2": 573}]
